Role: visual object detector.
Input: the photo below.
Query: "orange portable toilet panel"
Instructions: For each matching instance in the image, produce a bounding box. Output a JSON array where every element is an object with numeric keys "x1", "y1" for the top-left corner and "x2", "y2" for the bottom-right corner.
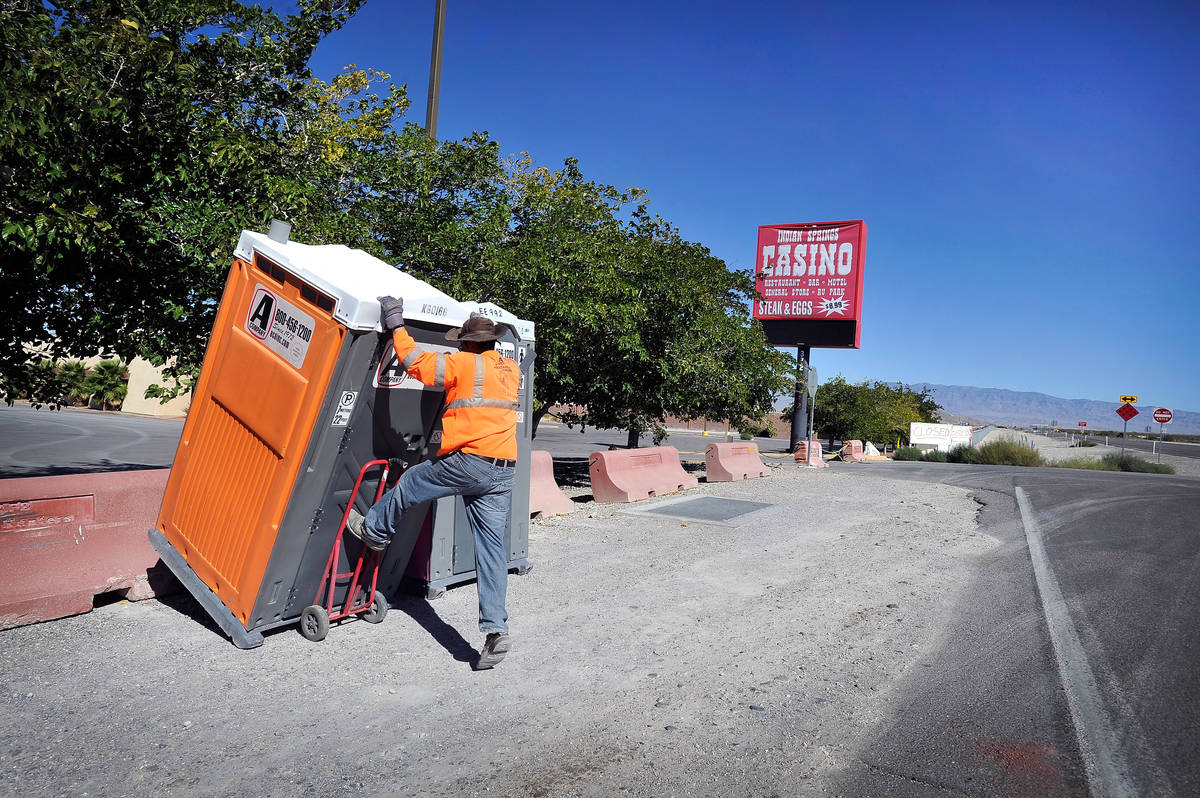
[{"x1": 156, "y1": 253, "x2": 344, "y2": 624}]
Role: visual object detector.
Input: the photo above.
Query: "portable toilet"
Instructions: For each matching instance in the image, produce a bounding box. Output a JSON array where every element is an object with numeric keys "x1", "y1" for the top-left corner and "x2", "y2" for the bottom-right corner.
[{"x1": 152, "y1": 228, "x2": 486, "y2": 647}]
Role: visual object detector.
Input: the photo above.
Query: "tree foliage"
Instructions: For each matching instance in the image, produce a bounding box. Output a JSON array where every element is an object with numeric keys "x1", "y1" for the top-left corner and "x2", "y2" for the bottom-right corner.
[
  {"x1": 812, "y1": 377, "x2": 942, "y2": 447},
  {"x1": 0, "y1": 0, "x2": 365, "y2": 402},
  {"x1": 2, "y1": 0, "x2": 796, "y2": 445},
  {"x1": 433, "y1": 158, "x2": 795, "y2": 444}
]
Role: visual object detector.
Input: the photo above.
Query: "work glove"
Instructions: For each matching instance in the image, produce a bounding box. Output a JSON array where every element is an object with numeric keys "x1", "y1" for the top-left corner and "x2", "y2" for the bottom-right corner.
[{"x1": 377, "y1": 296, "x2": 405, "y2": 331}]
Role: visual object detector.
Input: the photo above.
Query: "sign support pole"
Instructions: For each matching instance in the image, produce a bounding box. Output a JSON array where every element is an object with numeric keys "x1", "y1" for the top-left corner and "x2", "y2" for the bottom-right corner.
[
  {"x1": 1159, "y1": 422, "x2": 1163, "y2": 464},
  {"x1": 790, "y1": 345, "x2": 810, "y2": 453},
  {"x1": 1121, "y1": 419, "x2": 1127, "y2": 457}
]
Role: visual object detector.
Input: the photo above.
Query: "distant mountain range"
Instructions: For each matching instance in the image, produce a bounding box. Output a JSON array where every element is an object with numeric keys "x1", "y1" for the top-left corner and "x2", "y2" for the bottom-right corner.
[{"x1": 912, "y1": 384, "x2": 1200, "y2": 435}]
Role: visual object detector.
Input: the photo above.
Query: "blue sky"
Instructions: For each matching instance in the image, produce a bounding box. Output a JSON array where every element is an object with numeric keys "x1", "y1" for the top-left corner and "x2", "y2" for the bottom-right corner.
[{"x1": 309, "y1": 0, "x2": 1200, "y2": 411}]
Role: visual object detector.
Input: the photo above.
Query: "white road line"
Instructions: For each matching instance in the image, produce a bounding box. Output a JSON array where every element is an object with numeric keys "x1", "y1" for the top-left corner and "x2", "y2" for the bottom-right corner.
[{"x1": 1015, "y1": 487, "x2": 1139, "y2": 798}]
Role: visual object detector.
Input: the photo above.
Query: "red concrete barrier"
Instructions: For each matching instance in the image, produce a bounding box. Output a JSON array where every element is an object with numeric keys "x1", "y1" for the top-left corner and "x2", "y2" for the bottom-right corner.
[
  {"x1": 704, "y1": 442, "x2": 770, "y2": 482},
  {"x1": 0, "y1": 469, "x2": 173, "y2": 630},
  {"x1": 793, "y1": 440, "x2": 828, "y2": 468},
  {"x1": 588, "y1": 446, "x2": 699, "y2": 503},
  {"x1": 529, "y1": 450, "x2": 575, "y2": 517},
  {"x1": 843, "y1": 440, "x2": 866, "y2": 462}
]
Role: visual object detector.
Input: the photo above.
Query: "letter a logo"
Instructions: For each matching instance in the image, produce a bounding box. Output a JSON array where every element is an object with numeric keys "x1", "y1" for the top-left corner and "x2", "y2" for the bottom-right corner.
[
  {"x1": 373, "y1": 342, "x2": 407, "y2": 388},
  {"x1": 246, "y1": 288, "x2": 276, "y2": 339}
]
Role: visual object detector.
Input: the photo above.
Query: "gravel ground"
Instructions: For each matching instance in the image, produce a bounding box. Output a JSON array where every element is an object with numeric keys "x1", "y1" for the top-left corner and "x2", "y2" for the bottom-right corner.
[{"x1": 0, "y1": 463, "x2": 994, "y2": 797}]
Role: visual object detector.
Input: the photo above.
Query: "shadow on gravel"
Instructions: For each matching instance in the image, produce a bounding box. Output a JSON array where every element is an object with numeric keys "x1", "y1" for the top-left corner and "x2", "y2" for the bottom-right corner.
[
  {"x1": 392, "y1": 595, "x2": 478, "y2": 666},
  {"x1": 155, "y1": 587, "x2": 228, "y2": 641}
]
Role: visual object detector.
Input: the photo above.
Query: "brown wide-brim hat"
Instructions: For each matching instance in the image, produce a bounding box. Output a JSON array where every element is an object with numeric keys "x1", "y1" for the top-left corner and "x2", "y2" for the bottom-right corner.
[{"x1": 445, "y1": 314, "x2": 504, "y2": 342}]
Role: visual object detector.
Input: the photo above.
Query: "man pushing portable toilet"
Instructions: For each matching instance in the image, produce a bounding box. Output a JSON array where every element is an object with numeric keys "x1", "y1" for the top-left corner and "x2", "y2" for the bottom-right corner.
[
  {"x1": 400, "y1": 301, "x2": 536, "y2": 599},
  {"x1": 150, "y1": 226, "x2": 532, "y2": 647}
]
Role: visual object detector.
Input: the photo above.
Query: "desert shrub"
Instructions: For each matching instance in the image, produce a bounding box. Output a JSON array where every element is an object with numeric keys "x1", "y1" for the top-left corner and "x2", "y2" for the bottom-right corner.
[
  {"x1": 947, "y1": 444, "x2": 980, "y2": 464},
  {"x1": 893, "y1": 446, "x2": 922, "y2": 461},
  {"x1": 1050, "y1": 454, "x2": 1174, "y2": 474},
  {"x1": 1072, "y1": 439, "x2": 1098, "y2": 448},
  {"x1": 977, "y1": 440, "x2": 1044, "y2": 467},
  {"x1": 739, "y1": 431, "x2": 754, "y2": 441},
  {"x1": 1049, "y1": 457, "x2": 1108, "y2": 471},
  {"x1": 1100, "y1": 453, "x2": 1174, "y2": 474},
  {"x1": 921, "y1": 449, "x2": 948, "y2": 463}
]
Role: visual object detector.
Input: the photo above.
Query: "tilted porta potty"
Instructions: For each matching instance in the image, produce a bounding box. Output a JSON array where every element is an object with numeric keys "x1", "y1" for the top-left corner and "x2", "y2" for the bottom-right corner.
[{"x1": 151, "y1": 227, "x2": 535, "y2": 648}]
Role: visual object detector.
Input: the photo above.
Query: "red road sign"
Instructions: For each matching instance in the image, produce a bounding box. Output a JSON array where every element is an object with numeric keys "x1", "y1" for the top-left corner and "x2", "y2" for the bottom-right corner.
[
  {"x1": 1153, "y1": 408, "x2": 1173, "y2": 424},
  {"x1": 1077, "y1": 421, "x2": 1087, "y2": 427},
  {"x1": 1116, "y1": 403, "x2": 1139, "y2": 422}
]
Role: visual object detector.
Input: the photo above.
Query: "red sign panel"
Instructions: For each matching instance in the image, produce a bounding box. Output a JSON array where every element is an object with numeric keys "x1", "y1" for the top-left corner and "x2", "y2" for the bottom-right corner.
[
  {"x1": 1116, "y1": 403, "x2": 1139, "y2": 422},
  {"x1": 754, "y1": 221, "x2": 866, "y2": 324},
  {"x1": 1153, "y1": 408, "x2": 1173, "y2": 424},
  {"x1": 1077, "y1": 421, "x2": 1087, "y2": 427}
]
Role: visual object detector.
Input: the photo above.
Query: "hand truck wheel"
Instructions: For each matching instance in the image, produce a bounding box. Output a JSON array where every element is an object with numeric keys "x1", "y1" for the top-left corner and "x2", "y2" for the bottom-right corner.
[
  {"x1": 362, "y1": 591, "x2": 389, "y2": 624},
  {"x1": 299, "y1": 605, "x2": 330, "y2": 642}
]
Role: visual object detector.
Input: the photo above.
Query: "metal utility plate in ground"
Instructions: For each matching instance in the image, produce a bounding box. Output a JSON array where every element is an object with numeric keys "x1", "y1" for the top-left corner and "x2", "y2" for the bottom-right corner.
[{"x1": 623, "y1": 496, "x2": 773, "y2": 527}]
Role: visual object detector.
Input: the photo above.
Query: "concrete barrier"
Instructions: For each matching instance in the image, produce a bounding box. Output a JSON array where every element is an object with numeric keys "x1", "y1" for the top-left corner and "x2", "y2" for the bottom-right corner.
[
  {"x1": 529, "y1": 450, "x2": 575, "y2": 517},
  {"x1": 589, "y1": 446, "x2": 699, "y2": 503},
  {"x1": 793, "y1": 440, "x2": 828, "y2": 468},
  {"x1": 0, "y1": 469, "x2": 173, "y2": 630},
  {"x1": 704, "y1": 442, "x2": 770, "y2": 482},
  {"x1": 843, "y1": 440, "x2": 866, "y2": 462}
]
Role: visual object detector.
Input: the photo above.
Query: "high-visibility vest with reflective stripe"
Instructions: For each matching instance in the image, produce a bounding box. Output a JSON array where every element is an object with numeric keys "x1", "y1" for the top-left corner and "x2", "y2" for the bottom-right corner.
[{"x1": 392, "y1": 327, "x2": 519, "y2": 460}]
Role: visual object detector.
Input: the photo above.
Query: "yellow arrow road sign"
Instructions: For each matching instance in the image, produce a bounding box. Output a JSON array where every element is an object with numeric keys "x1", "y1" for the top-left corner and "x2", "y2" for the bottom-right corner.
[{"x1": 1120, "y1": 395, "x2": 1137, "y2": 403}]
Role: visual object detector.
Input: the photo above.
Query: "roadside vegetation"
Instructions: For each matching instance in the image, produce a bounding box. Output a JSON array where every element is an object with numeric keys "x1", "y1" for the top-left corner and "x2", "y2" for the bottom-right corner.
[
  {"x1": 1051, "y1": 454, "x2": 1175, "y2": 475},
  {"x1": 896, "y1": 440, "x2": 1173, "y2": 474},
  {"x1": 5, "y1": 358, "x2": 129, "y2": 411},
  {"x1": 894, "y1": 441, "x2": 1043, "y2": 467}
]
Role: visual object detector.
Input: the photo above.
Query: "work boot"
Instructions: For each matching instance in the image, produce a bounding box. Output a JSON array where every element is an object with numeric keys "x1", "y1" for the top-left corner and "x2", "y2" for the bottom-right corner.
[
  {"x1": 345, "y1": 509, "x2": 388, "y2": 552},
  {"x1": 475, "y1": 632, "x2": 511, "y2": 670}
]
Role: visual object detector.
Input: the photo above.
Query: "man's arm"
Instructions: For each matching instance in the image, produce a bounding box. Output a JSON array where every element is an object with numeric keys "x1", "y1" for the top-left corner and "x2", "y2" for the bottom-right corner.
[
  {"x1": 392, "y1": 326, "x2": 456, "y2": 390},
  {"x1": 377, "y1": 295, "x2": 459, "y2": 390}
]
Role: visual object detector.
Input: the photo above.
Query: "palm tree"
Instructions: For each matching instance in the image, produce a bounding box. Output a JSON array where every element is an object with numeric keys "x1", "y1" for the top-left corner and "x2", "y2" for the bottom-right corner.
[
  {"x1": 85, "y1": 360, "x2": 129, "y2": 411},
  {"x1": 58, "y1": 360, "x2": 89, "y2": 406}
]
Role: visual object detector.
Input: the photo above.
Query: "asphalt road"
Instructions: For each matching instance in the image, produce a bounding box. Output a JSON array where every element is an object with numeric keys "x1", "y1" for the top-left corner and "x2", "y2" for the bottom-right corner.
[
  {"x1": 0, "y1": 404, "x2": 183, "y2": 477},
  {"x1": 0, "y1": 404, "x2": 792, "y2": 477},
  {"x1": 529, "y1": 420, "x2": 794, "y2": 461},
  {"x1": 844, "y1": 463, "x2": 1200, "y2": 797}
]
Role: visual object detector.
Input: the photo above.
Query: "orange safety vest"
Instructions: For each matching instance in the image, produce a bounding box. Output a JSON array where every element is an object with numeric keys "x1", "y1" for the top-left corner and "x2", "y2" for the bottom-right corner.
[{"x1": 392, "y1": 327, "x2": 519, "y2": 460}]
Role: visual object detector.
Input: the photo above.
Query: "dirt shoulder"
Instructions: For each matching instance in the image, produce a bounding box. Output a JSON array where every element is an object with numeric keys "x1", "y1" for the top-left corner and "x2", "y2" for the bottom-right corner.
[{"x1": 0, "y1": 464, "x2": 993, "y2": 797}]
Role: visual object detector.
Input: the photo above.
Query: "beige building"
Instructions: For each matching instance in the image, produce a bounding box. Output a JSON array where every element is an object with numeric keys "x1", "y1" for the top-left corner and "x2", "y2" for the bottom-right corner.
[{"x1": 121, "y1": 357, "x2": 191, "y2": 417}]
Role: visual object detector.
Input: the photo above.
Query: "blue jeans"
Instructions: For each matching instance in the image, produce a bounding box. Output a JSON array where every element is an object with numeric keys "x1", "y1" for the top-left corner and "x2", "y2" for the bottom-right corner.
[{"x1": 363, "y1": 450, "x2": 515, "y2": 634}]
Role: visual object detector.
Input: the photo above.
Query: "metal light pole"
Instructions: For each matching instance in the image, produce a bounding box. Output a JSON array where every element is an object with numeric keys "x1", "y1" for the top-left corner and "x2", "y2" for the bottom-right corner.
[{"x1": 425, "y1": 0, "x2": 447, "y2": 140}]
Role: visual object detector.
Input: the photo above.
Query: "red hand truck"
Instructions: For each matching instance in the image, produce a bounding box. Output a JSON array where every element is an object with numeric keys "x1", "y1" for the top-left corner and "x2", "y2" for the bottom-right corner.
[{"x1": 298, "y1": 459, "x2": 393, "y2": 642}]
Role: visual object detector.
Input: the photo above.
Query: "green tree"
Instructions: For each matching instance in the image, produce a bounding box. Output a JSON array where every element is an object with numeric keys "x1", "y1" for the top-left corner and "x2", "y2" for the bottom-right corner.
[
  {"x1": 85, "y1": 359, "x2": 128, "y2": 410},
  {"x1": 0, "y1": 0, "x2": 365, "y2": 405},
  {"x1": 434, "y1": 158, "x2": 793, "y2": 446},
  {"x1": 812, "y1": 377, "x2": 941, "y2": 448},
  {"x1": 58, "y1": 360, "x2": 90, "y2": 406},
  {"x1": 434, "y1": 156, "x2": 640, "y2": 437}
]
